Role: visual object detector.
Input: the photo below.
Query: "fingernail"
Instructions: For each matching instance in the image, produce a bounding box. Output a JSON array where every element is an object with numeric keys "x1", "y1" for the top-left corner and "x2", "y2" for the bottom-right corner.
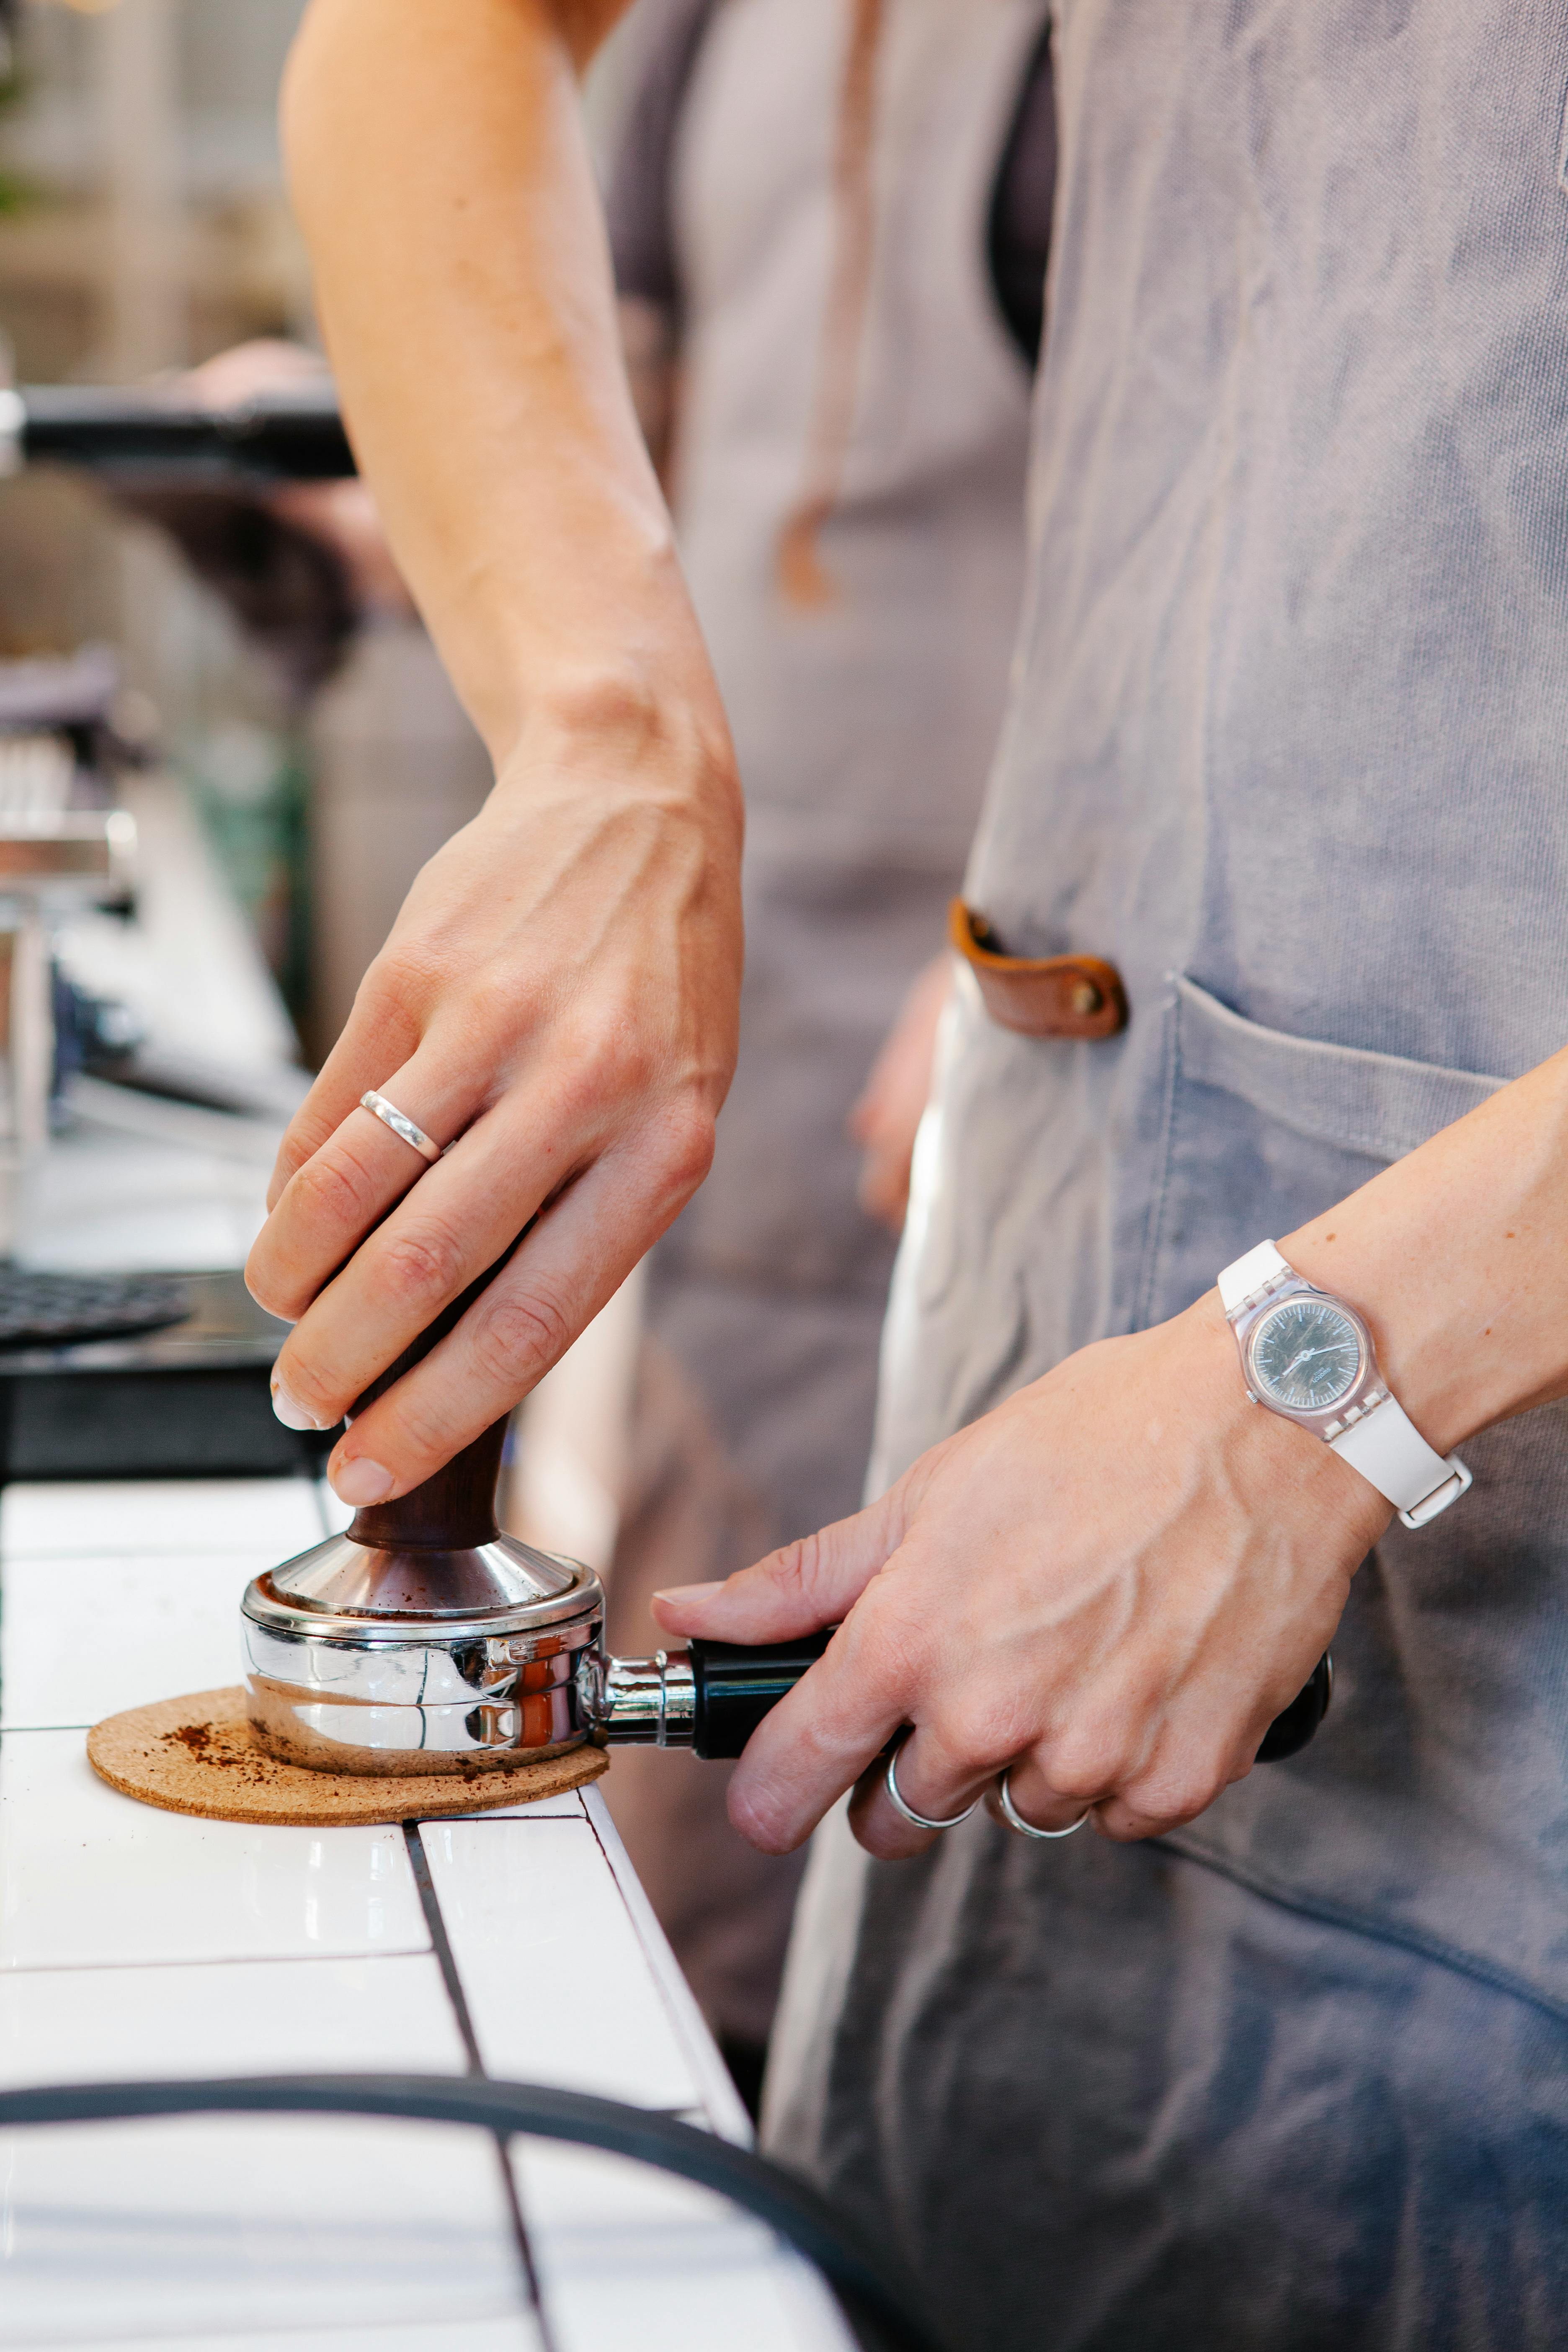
[
  {"x1": 652, "y1": 1581, "x2": 727, "y2": 1606},
  {"x1": 330, "y1": 1457, "x2": 394, "y2": 1506},
  {"x1": 271, "y1": 1383, "x2": 322, "y2": 1432}
]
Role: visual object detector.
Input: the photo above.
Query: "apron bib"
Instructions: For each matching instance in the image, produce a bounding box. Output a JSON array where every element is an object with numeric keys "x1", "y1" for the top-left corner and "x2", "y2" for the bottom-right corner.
[{"x1": 771, "y1": 8, "x2": 1568, "y2": 2344}]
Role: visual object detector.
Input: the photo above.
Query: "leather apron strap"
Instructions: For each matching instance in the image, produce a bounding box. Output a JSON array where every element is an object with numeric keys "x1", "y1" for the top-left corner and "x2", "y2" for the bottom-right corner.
[{"x1": 950, "y1": 899, "x2": 1127, "y2": 1041}]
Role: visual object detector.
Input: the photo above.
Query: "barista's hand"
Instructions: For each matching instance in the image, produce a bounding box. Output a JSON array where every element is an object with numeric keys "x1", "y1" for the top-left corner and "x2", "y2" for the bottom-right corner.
[
  {"x1": 259, "y1": 0, "x2": 742, "y2": 1498},
  {"x1": 652, "y1": 1290, "x2": 1386, "y2": 1850},
  {"x1": 246, "y1": 695, "x2": 742, "y2": 1504},
  {"x1": 849, "y1": 953, "x2": 951, "y2": 1233}
]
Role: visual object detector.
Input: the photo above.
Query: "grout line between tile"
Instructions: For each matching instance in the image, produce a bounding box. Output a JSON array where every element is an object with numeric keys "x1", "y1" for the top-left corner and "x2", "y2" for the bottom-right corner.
[
  {"x1": 407, "y1": 1797, "x2": 586, "y2": 1825},
  {"x1": 0, "y1": 1721, "x2": 98, "y2": 1739},
  {"x1": 404, "y1": 1823, "x2": 561, "y2": 2352},
  {"x1": 402, "y1": 1822, "x2": 484, "y2": 2071},
  {"x1": 0, "y1": 1942, "x2": 433, "y2": 1978}
]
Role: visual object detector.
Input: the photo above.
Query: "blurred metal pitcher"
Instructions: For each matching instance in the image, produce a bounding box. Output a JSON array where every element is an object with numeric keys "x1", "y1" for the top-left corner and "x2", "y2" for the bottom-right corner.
[{"x1": 0, "y1": 811, "x2": 135, "y2": 1253}]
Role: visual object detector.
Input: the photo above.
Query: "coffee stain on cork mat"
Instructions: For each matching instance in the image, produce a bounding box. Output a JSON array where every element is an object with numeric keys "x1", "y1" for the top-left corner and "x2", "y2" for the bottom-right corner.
[{"x1": 87, "y1": 1686, "x2": 609, "y2": 1827}]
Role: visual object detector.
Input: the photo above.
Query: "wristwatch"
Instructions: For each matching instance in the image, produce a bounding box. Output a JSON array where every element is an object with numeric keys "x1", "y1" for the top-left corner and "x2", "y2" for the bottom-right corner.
[{"x1": 1217, "y1": 1240, "x2": 1472, "y2": 1530}]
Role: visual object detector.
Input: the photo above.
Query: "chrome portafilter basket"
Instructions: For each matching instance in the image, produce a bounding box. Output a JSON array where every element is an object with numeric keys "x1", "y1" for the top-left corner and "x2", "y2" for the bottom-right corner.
[{"x1": 241, "y1": 1476, "x2": 622, "y2": 1776}]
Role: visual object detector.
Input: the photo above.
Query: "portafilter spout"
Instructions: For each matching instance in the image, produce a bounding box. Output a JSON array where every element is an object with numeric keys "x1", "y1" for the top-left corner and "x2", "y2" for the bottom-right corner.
[{"x1": 241, "y1": 1261, "x2": 1333, "y2": 1775}]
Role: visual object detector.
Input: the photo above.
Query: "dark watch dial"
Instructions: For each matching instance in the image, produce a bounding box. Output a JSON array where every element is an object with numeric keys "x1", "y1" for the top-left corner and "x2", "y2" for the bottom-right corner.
[{"x1": 1249, "y1": 1296, "x2": 1362, "y2": 1413}]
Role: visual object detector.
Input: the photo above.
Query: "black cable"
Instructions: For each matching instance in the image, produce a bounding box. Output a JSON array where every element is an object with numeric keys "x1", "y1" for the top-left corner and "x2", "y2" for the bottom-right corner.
[{"x1": 0, "y1": 2069, "x2": 945, "y2": 2352}]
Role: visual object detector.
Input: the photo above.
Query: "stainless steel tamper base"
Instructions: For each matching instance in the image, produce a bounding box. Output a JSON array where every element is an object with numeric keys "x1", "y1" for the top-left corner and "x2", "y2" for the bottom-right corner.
[{"x1": 242, "y1": 1531, "x2": 697, "y2": 1777}]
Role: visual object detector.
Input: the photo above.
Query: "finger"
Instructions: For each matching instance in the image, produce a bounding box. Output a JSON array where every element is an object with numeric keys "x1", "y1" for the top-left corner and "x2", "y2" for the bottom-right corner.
[
  {"x1": 1056, "y1": 1683, "x2": 1261, "y2": 1844},
  {"x1": 1089, "y1": 1736, "x2": 1250, "y2": 1844},
  {"x1": 266, "y1": 1096, "x2": 551, "y2": 1427},
  {"x1": 847, "y1": 1730, "x2": 991, "y2": 1862},
  {"x1": 252, "y1": 1032, "x2": 490, "y2": 1319},
  {"x1": 264, "y1": 983, "x2": 425, "y2": 1212},
  {"x1": 719, "y1": 1571, "x2": 936, "y2": 1852},
  {"x1": 276, "y1": 1030, "x2": 706, "y2": 1433},
  {"x1": 1080, "y1": 1627, "x2": 1323, "y2": 1843},
  {"x1": 649, "y1": 1486, "x2": 911, "y2": 1645},
  {"x1": 252, "y1": 1105, "x2": 439, "y2": 1329},
  {"x1": 981, "y1": 1754, "x2": 1106, "y2": 1839},
  {"x1": 845, "y1": 1754, "x2": 939, "y2": 1859},
  {"x1": 322, "y1": 1139, "x2": 679, "y2": 1503}
]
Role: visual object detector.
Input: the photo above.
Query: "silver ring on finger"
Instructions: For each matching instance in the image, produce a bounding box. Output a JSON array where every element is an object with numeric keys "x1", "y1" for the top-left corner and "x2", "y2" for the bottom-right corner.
[
  {"x1": 884, "y1": 1739, "x2": 977, "y2": 1833},
  {"x1": 360, "y1": 1090, "x2": 442, "y2": 1166},
  {"x1": 997, "y1": 1768, "x2": 1090, "y2": 1841}
]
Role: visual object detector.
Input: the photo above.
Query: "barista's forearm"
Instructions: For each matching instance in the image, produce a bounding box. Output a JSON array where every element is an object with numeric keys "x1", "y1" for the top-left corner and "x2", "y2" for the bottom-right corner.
[
  {"x1": 282, "y1": 0, "x2": 723, "y2": 783},
  {"x1": 1280, "y1": 1039, "x2": 1568, "y2": 1455}
]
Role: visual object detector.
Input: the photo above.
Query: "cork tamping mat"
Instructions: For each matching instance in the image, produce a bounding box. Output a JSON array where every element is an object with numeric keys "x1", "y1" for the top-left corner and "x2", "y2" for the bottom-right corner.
[{"x1": 87, "y1": 1685, "x2": 609, "y2": 1827}]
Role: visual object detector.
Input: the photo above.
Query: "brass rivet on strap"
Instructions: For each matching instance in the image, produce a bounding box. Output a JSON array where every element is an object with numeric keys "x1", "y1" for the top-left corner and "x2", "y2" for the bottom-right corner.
[{"x1": 1070, "y1": 980, "x2": 1103, "y2": 1016}]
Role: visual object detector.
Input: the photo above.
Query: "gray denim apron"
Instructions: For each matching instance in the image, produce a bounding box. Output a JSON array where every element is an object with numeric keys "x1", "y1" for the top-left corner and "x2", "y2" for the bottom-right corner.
[{"x1": 766, "y1": 8, "x2": 1568, "y2": 2346}]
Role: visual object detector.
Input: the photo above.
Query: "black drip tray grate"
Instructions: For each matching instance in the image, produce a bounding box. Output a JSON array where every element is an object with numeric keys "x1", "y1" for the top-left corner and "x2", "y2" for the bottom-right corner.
[{"x1": 0, "y1": 1267, "x2": 191, "y2": 1349}]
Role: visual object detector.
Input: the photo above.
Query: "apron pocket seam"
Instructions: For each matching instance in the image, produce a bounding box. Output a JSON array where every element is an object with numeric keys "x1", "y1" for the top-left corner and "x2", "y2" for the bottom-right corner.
[{"x1": 1162, "y1": 1828, "x2": 1568, "y2": 2032}]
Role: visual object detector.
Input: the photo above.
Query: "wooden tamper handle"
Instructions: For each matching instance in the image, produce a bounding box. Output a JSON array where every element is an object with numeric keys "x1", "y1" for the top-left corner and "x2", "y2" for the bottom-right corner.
[{"x1": 340, "y1": 1253, "x2": 516, "y2": 1553}]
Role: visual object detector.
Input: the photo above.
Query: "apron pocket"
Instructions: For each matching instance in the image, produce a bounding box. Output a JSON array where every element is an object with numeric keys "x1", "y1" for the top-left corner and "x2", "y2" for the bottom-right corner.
[
  {"x1": 1140, "y1": 978, "x2": 1507, "y2": 1327},
  {"x1": 1146, "y1": 985, "x2": 1568, "y2": 2021}
]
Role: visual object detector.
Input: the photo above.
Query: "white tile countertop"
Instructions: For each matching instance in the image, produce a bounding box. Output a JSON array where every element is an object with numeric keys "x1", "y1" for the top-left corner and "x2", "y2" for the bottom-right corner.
[{"x1": 0, "y1": 1476, "x2": 856, "y2": 2352}]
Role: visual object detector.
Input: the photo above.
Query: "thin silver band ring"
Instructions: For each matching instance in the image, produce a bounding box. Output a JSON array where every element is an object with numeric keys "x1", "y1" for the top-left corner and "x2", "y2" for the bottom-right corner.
[
  {"x1": 997, "y1": 1769, "x2": 1090, "y2": 1841},
  {"x1": 884, "y1": 1740, "x2": 977, "y2": 1833},
  {"x1": 360, "y1": 1090, "x2": 441, "y2": 1166}
]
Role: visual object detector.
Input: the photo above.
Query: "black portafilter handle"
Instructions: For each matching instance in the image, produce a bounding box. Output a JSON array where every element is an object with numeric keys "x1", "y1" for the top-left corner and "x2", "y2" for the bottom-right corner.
[
  {"x1": 5, "y1": 383, "x2": 356, "y2": 485},
  {"x1": 683, "y1": 1632, "x2": 1333, "y2": 1766}
]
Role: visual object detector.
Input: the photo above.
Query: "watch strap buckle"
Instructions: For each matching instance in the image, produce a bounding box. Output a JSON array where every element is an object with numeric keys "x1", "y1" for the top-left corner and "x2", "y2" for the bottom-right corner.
[{"x1": 1397, "y1": 1454, "x2": 1473, "y2": 1530}]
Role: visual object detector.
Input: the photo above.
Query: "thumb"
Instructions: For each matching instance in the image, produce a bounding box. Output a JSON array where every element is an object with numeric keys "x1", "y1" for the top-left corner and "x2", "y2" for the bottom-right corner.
[{"x1": 650, "y1": 1481, "x2": 910, "y2": 1645}]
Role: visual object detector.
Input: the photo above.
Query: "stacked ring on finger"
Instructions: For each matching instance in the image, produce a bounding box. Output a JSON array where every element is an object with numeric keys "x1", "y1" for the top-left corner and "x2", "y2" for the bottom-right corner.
[
  {"x1": 884, "y1": 1739, "x2": 977, "y2": 1832},
  {"x1": 360, "y1": 1090, "x2": 443, "y2": 1166},
  {"x1": 997, "y1": 1769, "x2": 1090, "y2": 1841}
]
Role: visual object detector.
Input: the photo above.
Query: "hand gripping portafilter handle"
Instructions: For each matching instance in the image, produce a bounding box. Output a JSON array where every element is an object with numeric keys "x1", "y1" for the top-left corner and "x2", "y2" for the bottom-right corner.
[{"x1": 675, "y1": 1633, "x2": 1333, "y2": 1764}]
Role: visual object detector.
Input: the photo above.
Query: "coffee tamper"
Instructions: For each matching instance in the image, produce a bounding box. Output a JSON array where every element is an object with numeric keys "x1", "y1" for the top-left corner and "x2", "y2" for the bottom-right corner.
[{"x1": 242, "y1": 1279, "x2": 1333, "y2": 1777}]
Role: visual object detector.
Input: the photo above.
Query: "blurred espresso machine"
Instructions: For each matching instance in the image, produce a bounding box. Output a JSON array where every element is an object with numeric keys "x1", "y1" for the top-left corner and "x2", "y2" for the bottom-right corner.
[{"x1": 0, "y1": 377, "x2": 362, "y2": 1476}]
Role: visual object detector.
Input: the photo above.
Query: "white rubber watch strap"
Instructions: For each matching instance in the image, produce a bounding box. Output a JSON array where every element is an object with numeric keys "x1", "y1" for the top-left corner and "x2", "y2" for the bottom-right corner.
[
  {"x1": 1217, "y1": 1239, "x2": 1471, "y2": 1530},
  {"x1": 1329, "y1": 1400, "x2": 1472, "y2": 1529},
  {"x1": 1218, "y1": 1238, "x2": 1291, "y2": 1316}
]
